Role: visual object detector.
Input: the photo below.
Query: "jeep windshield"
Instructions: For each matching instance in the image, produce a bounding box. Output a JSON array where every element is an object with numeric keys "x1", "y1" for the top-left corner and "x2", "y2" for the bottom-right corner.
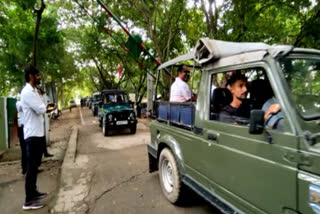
[
  {"x1": 279, "y1": 54, "x2": 320, "y2": 120},
  {"x1": 104, "y1": 93, "x2": 128, "y2": 104},
  {"x1": 93, "y1": 95, "x2": 101, "y2": 102}
]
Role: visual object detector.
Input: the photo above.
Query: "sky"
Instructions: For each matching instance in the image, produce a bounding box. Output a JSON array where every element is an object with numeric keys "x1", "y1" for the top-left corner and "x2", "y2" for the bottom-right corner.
[{"x1": 187, "y1": 0, "x2": 224, "y2": 10}]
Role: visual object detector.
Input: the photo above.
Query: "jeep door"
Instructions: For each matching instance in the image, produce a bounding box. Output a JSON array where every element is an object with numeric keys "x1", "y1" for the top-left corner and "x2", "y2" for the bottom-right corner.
[{"x1": 192, "y1": 64, "x2": 298, "y2": 213}]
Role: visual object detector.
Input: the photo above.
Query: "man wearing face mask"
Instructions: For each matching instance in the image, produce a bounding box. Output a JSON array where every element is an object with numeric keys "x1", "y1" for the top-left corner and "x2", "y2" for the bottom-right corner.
[
  {"x1": 170, "y1": 65, "x2": 196, "y2": 102},
  {"x1": 20, "y1": 65, "x2": 56, "y2": 210}
]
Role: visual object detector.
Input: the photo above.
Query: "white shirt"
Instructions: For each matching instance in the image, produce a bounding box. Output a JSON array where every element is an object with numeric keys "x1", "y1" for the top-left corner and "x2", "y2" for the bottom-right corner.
[
  {"x1": 16, "y1": 100, "x2": 24, "y2": 127},
  {"x1": 21, "y1": 83, "x2": 46, "y2": 139},
  {"x1": 170, "y1": 77, "x2": 192, "y2": 102}
]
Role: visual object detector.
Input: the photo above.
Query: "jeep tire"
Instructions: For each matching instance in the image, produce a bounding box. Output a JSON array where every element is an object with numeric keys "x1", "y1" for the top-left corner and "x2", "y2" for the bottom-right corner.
[
  {"x1": 159, "y1": 148, "x2": 184, "y2": 204},
  {"x1": 102, "y1": 121, "x2": 110, "y2": 136},
  {"x1": 130, "y1": 124, "x2": 137, "y2": 134}
]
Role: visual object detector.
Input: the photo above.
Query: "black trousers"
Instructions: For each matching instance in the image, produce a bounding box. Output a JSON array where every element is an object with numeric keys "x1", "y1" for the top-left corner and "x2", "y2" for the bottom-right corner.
[
  {"x1": 18, "y1": 126, "x2": 27, "y2": 174},
  {"x1": 25, "y1": 136, "x2": 45, "y2": 202}
]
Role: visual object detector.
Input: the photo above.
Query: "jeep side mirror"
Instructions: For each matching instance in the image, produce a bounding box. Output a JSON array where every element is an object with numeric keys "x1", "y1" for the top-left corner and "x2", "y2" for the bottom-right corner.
[{"x1": 249, "y1": 110, "x2": 265, "y2": 134}]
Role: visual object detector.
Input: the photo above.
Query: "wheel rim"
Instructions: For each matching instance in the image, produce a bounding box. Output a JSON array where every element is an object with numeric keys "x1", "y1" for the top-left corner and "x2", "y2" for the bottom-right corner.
[{"x1": 161, "y1": 158, "x2": 174, "y2": 193}]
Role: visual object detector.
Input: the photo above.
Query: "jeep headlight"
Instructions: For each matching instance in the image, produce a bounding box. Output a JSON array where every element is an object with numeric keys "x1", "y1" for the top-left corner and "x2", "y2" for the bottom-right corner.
[
  {"x1": 108, "y1": 114, "x2": 113, "y2": 121},
  {"x1": 299, "y1": 173, "x2": 320, "y2": 213},
  {"x1": 310, "y1": 184, "x2": 320, "y2": 213},
  {"x1": 129, "y1": 112, "x2": 135, "y2": 118}
]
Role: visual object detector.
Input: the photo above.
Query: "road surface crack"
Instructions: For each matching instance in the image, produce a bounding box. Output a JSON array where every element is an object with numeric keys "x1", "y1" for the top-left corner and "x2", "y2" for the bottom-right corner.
[{"x1": 94, "y1": 170, "x2": 147, "y2": 203}]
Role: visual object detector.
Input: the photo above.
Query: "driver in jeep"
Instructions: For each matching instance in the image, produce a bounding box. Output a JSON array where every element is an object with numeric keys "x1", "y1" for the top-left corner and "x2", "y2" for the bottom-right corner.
[
  {"x1": 219, "y1": 73, "x2": 251, "y2": 123},
  {"x1": 220, "y1": 72, "x2": 282, "y2": 128}
]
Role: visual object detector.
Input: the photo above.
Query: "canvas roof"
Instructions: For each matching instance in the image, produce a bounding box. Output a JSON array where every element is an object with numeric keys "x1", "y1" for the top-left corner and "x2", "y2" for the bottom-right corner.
[
  {"x1": 157, "y1": 38, "x2": 303, "y2": 70},
  {"x1": 157, "y1": 51, "x2": 195, "y2": 70}
]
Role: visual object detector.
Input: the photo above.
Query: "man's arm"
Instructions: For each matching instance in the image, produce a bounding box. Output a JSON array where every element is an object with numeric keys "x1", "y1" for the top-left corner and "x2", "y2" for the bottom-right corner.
[
  {"x1": 264, "y1": 103, "x2": 281, "y2": 120},
  {"x1": 16, "y1": 101, "x2": 23, "y2": 112},
  {"x1": 22, "y1": 91, "x2": 46, "y2": 115},
  {"x1": 46, "y1": 103, "x2": 56, "y2": 113}
]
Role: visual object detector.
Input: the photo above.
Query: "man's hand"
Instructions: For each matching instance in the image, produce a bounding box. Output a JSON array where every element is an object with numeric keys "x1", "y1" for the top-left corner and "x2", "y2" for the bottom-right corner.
[
  {"x1": 46, "y1": 104, "x2": 57, "y2": 113},
  {"x1": 191, "y1": 93, "x2": 197, "y2": 102},
  {"x1": 264, "y1": 103, "x2": 281, "y2": 120}
]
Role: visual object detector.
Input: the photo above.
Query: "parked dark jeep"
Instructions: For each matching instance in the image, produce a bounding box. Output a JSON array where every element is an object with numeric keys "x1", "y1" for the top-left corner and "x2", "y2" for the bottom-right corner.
[
  {"x1": 91, "y1": 91, "x2": 101, "y2": 116},
  {"x1": 98, "y1": 89, "x2": 137, "y2": 136}
]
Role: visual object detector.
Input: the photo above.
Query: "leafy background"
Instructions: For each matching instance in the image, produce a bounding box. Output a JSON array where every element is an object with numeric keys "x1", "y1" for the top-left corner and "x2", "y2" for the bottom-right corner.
[{"x1": 0, "y1": 0, "x2": 319, "y2": 107}]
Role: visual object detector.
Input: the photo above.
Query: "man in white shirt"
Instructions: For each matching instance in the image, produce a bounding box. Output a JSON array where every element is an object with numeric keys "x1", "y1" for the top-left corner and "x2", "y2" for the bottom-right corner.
[
  {"x1": 170, "y1": 65, "x2": 195, "y2": 102},
  {"x1": 20, "y1": 65, "x2": 56, "y2": 210}
]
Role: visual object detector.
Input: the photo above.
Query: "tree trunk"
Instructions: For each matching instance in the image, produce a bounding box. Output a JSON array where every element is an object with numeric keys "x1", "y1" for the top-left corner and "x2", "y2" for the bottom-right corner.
[
  {"x1": 294, "y1": 5, "x2": 320, "y2": 46},
  {"x1": 89, "y1": 73, "x2": 100, "y2": 91},
  {"x1": 92, "y1": 57, "x2": 110, "y2": 89},
  {"x1": 32, "y1": 0, "x2": 46, "y2": 67},
  {"x1": 201, "y1": 0, "x2": 218, "y2": 38}
]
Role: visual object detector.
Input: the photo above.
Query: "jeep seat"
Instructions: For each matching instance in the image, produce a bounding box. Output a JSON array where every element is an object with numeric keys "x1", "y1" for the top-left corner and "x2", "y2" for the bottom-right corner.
[
  {"x1": 249, "y1": 79, "x2": 274, "y2": 109},
  {"x1": 210, "y1": 88, "x2": 232, "y2": 120}
]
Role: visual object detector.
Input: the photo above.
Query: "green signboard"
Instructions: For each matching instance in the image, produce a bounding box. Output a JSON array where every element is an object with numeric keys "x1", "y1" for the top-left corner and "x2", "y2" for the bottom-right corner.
[{"x1": 7, "y1": 97, "x2": 17, "y2": 148}]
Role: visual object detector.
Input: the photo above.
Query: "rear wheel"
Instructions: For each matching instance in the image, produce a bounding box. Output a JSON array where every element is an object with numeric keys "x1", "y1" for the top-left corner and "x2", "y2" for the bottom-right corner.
[
  {"x1": 159, "y1": 148, "x2": 185, "y2": 204},
  {"x1": 99, "y1": 119, "x2": 102, "y2": 128}
]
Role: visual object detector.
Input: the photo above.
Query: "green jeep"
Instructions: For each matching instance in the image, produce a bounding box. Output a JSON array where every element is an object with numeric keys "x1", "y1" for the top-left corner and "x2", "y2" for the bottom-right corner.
[
  {"x1": 98, "y1": 89, "x2": 137, "y2": 136},
  {"x1": 148, "y1": 39, "x2": 320, "y2": 214}
]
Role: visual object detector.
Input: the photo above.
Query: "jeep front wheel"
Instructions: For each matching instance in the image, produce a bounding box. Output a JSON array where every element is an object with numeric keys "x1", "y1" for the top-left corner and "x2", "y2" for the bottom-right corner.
[
  {"x1": 130, "y1": 124, "x2": 136, "y2": 134},
  {"x1": 159, "y1": 148, "x2": 184, "y2": 204},
  {"x1": 93, "y1": 107, "x2": 98, "y2": 116},
  {"x1": 102, "y1": 122, "x2": 110, "y2": 137}
]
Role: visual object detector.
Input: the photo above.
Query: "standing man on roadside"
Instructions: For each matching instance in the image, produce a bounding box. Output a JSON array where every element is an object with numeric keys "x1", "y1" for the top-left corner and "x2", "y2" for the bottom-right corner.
[{"x1": 20, "y1": 65, "x2": 56, "y2": 210}]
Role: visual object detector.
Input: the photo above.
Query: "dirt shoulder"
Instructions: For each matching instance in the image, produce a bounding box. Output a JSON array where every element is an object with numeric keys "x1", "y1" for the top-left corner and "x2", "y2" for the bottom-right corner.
[{"x1": 0, "y1": 108, "x2": 80, "y2": 214}]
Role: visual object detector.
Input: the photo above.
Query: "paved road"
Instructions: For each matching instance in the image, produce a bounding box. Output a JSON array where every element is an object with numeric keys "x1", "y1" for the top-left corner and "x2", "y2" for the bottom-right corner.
[{"x1": 71, "y1": 107, "x2": 219, "y2": 214}]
